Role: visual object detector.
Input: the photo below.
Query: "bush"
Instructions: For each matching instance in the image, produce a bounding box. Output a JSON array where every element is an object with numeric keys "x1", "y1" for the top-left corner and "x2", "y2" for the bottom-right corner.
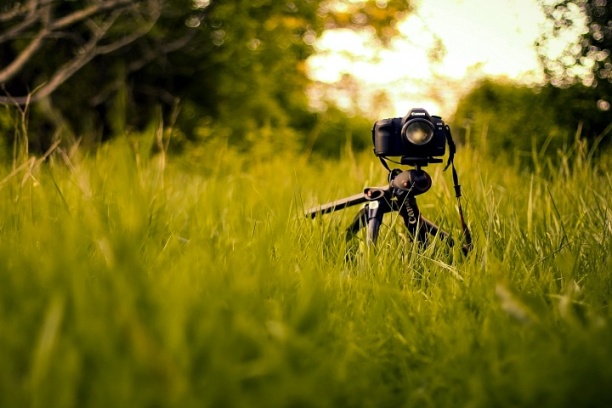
[{"x1": 451, "y1": 79, "x2": 611, "y2": 162}]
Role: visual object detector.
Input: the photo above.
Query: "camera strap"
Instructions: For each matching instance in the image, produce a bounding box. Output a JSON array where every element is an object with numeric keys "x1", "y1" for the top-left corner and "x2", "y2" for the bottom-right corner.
[
  {"x1": 378, "y1": 155, "x2": 393, "y2": 173},
  {"x1": 444, "y1": 125, "x2": 473, "y2": 253}
]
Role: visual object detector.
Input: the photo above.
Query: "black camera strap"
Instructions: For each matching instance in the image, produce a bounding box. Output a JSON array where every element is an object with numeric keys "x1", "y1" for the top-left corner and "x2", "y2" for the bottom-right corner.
[
  {"x1": 444, "y1": 125, "x2": 472, "y2": 253},
  {"x1": 378, "y1": 155, "x2": 393, "y2": 173}
]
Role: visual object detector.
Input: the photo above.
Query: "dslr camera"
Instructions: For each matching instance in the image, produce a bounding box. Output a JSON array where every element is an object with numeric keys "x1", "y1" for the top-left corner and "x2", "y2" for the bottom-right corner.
[{"x1": 372, "y1": 108, "x2": 447, "y2": 164}]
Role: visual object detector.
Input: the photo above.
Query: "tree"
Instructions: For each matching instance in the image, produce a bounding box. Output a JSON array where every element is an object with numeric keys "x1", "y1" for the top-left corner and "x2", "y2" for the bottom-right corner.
[
  {"x1": 452, "y1": 79, "x2": 567, "y2": 156},
  {"x1": 0, "y1": 0, "x2": 415, "y2": 153},
  {"x1": 537, "y1": 0, "x2": 611, "y2": 88},
  {"x1": 0, "y1": 0, "x2": 164, "y2": 105},
  {"x1": 533, "y1": 0, "x2": 611, "y2": 147},
  {"x1": 452, "y1": 78, "x2": 610, "y2": 162},
  {"x1": 0, "y1": 0, "x2": 185, "y2": 149}
]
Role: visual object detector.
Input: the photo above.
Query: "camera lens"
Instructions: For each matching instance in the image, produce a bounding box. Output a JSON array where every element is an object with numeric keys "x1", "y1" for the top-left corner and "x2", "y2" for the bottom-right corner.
[{"x1": 403, "y1": 120, "x2": 434, "y2": 145}]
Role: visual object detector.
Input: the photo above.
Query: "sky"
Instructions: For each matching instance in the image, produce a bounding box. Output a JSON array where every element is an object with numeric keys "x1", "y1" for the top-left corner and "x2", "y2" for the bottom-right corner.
[{"x1": 307, "y1": 0, "x2": 547, "y2": 117}]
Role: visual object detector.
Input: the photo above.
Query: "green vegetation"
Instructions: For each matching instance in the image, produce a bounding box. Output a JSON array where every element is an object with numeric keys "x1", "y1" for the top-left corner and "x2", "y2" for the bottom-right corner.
[
  {"x1": 1, "y1": 1, "x2": 611, "y2": 405},
  {"x1": 0, "y1": 0, "x2": 412, "y2": 152},
  {"x1": 1, "y1": 131, "x2": 611, "y2": 407},
  {"x1": 438, "y1": 0, "x2": 612, "y2": 162},
  {"x1": 452, "y1": 79, "x2": 612, "y2": 160},
  {"x1": 2, "y1": 0, "x2": 610, "y2": 161},
  {"x1": 537, "y1": 0, "x2": 611, "y2": 90}
]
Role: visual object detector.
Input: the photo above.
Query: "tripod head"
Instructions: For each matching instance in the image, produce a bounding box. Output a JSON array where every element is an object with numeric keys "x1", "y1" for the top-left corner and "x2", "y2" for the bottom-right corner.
[{"x1": 387, "y1": 167, "x2": 431, "y2": 195}]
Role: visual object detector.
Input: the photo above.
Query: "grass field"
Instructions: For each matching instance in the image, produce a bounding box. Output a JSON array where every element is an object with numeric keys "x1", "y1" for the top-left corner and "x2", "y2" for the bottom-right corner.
[{"x1": 1, "y1": 135, "x2": 611, "y2": 407}]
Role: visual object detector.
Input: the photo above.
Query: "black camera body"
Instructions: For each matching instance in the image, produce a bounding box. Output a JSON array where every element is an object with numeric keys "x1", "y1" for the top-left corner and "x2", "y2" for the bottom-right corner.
[{"x1": 372, "y1": 108, "x2": 447, "y2": 162}]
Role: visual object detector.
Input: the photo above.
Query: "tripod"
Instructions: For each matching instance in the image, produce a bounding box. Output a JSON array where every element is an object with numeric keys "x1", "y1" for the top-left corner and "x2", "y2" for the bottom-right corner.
[{"x1": 305, "y1": 165, "x2": 471, "y2": 255}]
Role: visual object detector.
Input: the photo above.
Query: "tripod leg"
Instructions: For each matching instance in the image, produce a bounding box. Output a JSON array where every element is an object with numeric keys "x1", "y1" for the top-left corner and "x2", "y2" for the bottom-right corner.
[
  {"x1": 399, "y1": 198, "x2": 429, "y2": 246},
  {"x1": 401, "y1": 204, "x2": 464, "y2": 252},
  {"x1": 345, "y1": 207, "x2": 368, "y2": 241},
  {"x1": 420, "y1": 216, "x2": 453, "y2": 244},
  {"x1": 366, "y1": 201, "x2": 385, "y2": 245},
  {"x1": 344, "y1": 200, "x2": 386, "y2": 245}
]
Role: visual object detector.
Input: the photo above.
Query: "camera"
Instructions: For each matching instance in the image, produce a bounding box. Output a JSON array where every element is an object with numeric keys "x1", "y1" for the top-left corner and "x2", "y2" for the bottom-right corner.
[{"x1": 372, "y1": 108, "x2": 447, "y2": 162}]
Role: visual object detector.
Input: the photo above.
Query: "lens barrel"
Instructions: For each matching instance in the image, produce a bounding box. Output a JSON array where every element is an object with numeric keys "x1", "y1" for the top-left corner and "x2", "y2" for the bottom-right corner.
[{"x1": 402, "y1": 119, "x2": 434, "y2": 146}]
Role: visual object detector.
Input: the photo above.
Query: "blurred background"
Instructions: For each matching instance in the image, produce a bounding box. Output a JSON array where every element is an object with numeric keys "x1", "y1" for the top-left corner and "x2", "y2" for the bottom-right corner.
[{"x1": 0, "y1": 0, "x2": 610, "y2": 160}]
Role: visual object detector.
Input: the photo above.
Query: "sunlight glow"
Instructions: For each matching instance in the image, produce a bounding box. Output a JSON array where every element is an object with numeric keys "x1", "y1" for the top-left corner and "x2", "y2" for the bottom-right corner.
[{"x1": 307, "y1": 0, "x2": 546, "y2": 117}]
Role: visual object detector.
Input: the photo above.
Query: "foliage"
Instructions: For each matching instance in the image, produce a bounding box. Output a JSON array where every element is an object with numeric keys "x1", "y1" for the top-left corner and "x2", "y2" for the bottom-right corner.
[
  {"x1": 528, "y1": 0, "x2": 611, "y2": 160},
  {"x1": 453, "y1": 79, "x2": 561, "y2": 154},
  {"x1": 300, "y1": 106, "x2": 374, "y2": 158},
  {"x1": 0, "y1": 0, "x2": 162, "y2": 101},
  {"x1": 537, "y1": 0, "x2": 611, "y2": 88},
  {"x1": 0, "y1": 134, "x2": 611, "y2": 407},
  {"x1": 452, "y1": 78, "x2": 611, "y2": 160},
  {"x1": 536, "y1": 0, "x2": 611, "y2": 137},
  {"x1": 0, "y1": 0, "x2": 413, "y2": 153}
]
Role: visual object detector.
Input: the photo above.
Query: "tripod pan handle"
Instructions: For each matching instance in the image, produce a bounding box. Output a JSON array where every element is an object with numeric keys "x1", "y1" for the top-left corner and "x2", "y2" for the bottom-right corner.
[{"x1": 305, "y1": 192, "x2": 368, "y2": 218}]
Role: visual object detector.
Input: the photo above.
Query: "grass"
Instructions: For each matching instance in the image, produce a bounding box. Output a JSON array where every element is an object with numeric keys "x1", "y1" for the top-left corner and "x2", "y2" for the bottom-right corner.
[{"x1": 0, "y1": 134, "x2": 611, "y2": 407}]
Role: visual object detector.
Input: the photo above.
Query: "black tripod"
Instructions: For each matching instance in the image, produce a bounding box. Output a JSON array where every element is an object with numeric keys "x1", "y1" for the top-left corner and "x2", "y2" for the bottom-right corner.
[{"x1": 305, "y1": 162, "x2": 471, "y2": 255}]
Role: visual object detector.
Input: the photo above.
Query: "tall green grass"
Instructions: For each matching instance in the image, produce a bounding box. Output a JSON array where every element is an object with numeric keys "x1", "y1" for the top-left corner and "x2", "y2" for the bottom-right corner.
[{"x1": 0, "y1": 135, "x2": 611, "y2": 407}]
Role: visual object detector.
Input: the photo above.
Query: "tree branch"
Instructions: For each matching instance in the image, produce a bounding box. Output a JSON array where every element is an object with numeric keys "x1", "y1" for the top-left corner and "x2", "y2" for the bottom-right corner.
[
  {"x1": 90, "y1": 28, "x2": 196, "y2": 106},
  {"x1": 50, "y1": 0, "x2": 133, "y2": 30},
  {"x1": 0, "y1": 0, "x2": 44, "y2": 44},
  {"x1": 0, "y1": 0, "x2": 163, "y2": 105},
  {"x1": 0, "y1": 0, "x2": 39, "y2": 23},
  {"x1": 97, "y1": 2, "x2": 161, "y2": 55},
  {"x1": 127, "y1": 29, "x2": 197, "y2": 73},
  {"x1": 0, "y1": 4, "x2": 51, "y2": 84}
]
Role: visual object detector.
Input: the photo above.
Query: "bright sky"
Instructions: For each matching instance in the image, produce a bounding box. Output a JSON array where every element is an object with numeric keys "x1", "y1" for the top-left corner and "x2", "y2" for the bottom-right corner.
[{"x1": 307, "y1": 0, "x2": 547, "y2": 117}]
